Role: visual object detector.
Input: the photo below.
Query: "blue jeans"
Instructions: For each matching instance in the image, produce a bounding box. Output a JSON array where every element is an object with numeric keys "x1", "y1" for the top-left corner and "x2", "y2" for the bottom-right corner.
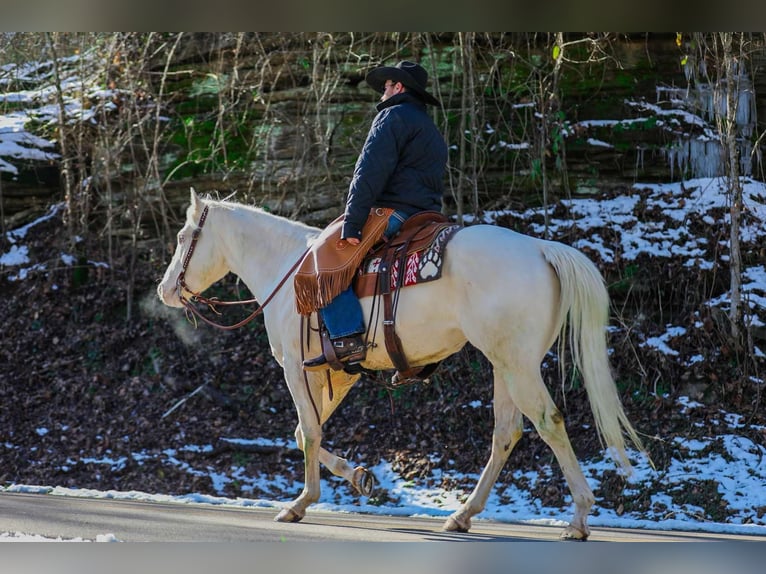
[{"x1": 320, "y1": 210, "x2": 407, "y2": 338}]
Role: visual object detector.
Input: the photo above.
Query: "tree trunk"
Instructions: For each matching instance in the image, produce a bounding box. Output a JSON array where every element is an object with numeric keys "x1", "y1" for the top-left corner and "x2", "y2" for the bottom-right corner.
[
  {"x1": 45, "y1": 33, "x2": 75, "y2": 244},
  {"x1": 721, "y1": 33, "x2": 743, "y2": 342}
]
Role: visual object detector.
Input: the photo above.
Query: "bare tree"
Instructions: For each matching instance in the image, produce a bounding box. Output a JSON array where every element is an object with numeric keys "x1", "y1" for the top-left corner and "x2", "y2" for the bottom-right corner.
[
  {"x1": 44, "y1": 33, "x2": 75, "y2": 243},
  {"x1": 689, "y1": 32, "x2": 749, "y2": 343},
  {"x1": 455, "y1": 32, "x2": 479, "y2": 224},
  {"x1": 721, "y1": 33, "x2": 744, "y2": 342}
]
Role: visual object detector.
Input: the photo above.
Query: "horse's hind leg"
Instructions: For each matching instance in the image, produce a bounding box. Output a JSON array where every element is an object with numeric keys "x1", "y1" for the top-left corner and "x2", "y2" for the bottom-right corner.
[
  {"x1": 508, "y1": 368, "x2": 595, "y2": 540},
  {"x1": 444, "y1": 372, "x2": 523, "y2": 533}
]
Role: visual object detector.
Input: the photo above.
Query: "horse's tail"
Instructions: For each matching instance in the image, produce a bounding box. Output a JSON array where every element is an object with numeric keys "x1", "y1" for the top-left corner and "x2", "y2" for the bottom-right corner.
[{"x1": 541, "y1": 241, "x2": 644, "y2": 474}]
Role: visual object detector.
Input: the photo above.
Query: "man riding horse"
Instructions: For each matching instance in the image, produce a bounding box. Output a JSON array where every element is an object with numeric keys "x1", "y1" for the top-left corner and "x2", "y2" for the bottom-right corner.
[{"x1": 297, "y1": 61, "x2": 448, "y2": 372}]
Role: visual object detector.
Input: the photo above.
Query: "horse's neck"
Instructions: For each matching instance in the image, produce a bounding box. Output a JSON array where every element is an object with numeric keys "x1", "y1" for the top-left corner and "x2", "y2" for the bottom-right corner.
[{"x1": 212, "y1": 204, "x2": 315, "y2": 299}]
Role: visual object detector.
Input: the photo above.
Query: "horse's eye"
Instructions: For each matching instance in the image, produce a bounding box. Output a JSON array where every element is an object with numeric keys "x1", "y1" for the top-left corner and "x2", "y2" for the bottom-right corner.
[{"x1": 177, "y1": 233, "x2": 185, "y2": 244}]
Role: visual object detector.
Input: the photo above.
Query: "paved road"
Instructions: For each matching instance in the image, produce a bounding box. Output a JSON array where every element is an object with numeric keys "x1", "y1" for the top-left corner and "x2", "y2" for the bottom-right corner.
[{"x1": 1, "y1": 491, "x2": 764, "y2": 542}]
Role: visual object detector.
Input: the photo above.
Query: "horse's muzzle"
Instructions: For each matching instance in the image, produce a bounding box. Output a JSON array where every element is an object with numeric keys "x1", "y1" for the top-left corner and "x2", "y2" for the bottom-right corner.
[{"x1": 157, "y1": 281, "x2": 182, "y2": 308}]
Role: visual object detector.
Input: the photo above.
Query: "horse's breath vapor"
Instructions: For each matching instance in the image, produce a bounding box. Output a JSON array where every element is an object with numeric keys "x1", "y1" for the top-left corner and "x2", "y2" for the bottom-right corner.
[{"x1": 141, "y1": 290, "x2": 201, "y2": 347}]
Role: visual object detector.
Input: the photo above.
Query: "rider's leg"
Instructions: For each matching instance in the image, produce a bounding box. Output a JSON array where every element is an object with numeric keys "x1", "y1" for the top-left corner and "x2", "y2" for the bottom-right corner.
[
  {"x1": 302, "y1": 287, "x2": 367, "y2": 371},
  {"x1": 302, "y1": 211, "x2": 408, "y2": 372}
]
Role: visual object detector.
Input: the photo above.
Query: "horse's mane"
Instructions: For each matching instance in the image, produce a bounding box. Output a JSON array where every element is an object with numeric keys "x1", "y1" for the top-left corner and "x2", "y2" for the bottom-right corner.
[{"x1": 197, "y1": 193, "x2": 320, "y2": 243}]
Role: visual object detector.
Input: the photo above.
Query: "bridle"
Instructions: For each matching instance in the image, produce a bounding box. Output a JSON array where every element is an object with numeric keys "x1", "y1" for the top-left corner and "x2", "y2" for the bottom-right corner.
[
  {"x1": 175, "y1": 205, "x2": 307, "y2": 331},
  {"x1": 174, "y1": 203, "x2": 327, "y2": 423}
]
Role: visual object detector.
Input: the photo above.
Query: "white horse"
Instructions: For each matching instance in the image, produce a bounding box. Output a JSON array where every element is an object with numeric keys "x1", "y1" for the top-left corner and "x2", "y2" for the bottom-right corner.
[{"x1": 157, "y1": 189, "x2": 643, "y2": 540}]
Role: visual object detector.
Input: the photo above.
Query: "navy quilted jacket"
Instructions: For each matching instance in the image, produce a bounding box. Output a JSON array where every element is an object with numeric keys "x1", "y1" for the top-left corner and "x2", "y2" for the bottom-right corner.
[{"x1": 341, "y1": 92, "x2": 447, "y2": 240}]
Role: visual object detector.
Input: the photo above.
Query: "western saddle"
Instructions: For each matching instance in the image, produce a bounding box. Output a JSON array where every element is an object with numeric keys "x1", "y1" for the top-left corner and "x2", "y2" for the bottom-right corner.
[{"x1": 352, "y1": 210, "x2": 460, "y2": 385}]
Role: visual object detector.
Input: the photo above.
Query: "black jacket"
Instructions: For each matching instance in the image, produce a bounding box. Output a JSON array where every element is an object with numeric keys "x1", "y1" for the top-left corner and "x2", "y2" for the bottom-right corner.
[{"x1": 341, "y1": 92, "x2": 447, "y2": 240}]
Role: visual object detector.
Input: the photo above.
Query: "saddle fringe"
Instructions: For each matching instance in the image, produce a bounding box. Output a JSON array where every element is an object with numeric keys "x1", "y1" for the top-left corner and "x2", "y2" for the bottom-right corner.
[
  {"x1": 294, "y1": 208, "x2": 393, "y2": 316},
  {"x1": 294, "y1": 267, "x2": 358, "y2": 316}
]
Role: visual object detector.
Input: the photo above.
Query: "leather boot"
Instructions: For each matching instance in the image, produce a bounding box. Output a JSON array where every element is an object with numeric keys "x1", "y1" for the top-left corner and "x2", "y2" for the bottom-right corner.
[{"x1": 303, "y1": 334, "x2": 367, "y2": 372}]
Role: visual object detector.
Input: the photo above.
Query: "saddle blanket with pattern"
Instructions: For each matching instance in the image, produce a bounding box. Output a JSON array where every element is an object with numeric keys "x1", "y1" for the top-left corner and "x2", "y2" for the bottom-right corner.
[{"x1": 353, "y1": 224, "x2": 461, "y2": 298}]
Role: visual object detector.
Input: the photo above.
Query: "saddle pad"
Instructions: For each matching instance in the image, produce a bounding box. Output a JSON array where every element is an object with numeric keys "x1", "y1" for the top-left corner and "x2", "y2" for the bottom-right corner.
[{"x1": 354, "y1": 224, "x2": 461, "y2": 298}]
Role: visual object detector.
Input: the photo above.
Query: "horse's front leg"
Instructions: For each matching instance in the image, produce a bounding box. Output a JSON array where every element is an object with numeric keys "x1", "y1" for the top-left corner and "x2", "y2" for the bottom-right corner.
[
  {"x1": 285, "y1": 431, "x2": 375, "y2": 499},
  {"x1": 274, "y1": 422, "x2": 322, "y2": 523},
  {"x1": 318, "y1": 448, "x2": 376, "y2": 496},
  {"x1": 274, "y1": 368, "x2": 324, "y2": 523}
]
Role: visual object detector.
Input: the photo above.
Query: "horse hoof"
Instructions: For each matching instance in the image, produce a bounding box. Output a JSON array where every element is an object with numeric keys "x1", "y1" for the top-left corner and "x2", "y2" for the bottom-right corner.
[
  {"x1": 443, "y1": 515, "x2": 470, "y2": 533},
  {"x1": 559, "y1": 526, "x2": 589, "y2": 541},
  {"x1": 274, "y1": 507, "x2": 304, "y2": 523},
  {"x1": 352, "y1": 466, "x2": 375, "y2": 497}
]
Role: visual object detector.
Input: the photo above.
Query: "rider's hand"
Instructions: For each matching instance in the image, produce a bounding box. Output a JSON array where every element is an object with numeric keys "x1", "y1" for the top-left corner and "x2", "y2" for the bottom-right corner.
[{"x1": 336, "y1": 237, "x2": 360, "y2": 249}]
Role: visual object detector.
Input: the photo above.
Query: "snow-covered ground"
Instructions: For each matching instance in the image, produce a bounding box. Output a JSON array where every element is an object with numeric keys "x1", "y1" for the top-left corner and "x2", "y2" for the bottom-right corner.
[{"x1": 2, "y1": 47, "x2": 765, "y2": 542}]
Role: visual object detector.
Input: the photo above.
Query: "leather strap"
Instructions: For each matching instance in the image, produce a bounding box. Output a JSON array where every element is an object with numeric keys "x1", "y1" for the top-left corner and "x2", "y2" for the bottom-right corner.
[
  {"x1": 319, "y1": 323, "x2": 345, "y2": 371},
  {"x1": 378, "y1": 257, "x2": 411, "y2": 373},
  {"x1": 378, "y1": 220, "x2": 452, "y2": 380},
  {"x1": 300, "y1": 315, "x2": 334, "y2": 426}
]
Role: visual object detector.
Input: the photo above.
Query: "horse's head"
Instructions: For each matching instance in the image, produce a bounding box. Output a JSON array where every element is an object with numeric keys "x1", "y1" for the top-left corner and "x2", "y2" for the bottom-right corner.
[{"x1": 157, "y1": 188, "x2": 229, "y2": 308}]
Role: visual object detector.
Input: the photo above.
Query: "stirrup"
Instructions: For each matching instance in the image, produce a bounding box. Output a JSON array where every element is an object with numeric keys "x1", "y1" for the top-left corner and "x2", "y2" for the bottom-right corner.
[
  {"x1": 333, "y1": 336, "x2": 367, "y2": 366},
  {"x1": 390, "y1": 362, "x2": 442, "y2": 387},
  {"x1": 303, "y1": 334, "x2": 367, "y2": 372},
  {"x1": 302, "y1": 354, "x2": 330, "y2": 371}
]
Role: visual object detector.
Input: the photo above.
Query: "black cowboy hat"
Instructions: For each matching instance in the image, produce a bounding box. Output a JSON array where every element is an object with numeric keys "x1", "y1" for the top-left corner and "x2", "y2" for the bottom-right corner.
[{"x1": 365, "y1": 60, "x2": 440, "y2": 106}]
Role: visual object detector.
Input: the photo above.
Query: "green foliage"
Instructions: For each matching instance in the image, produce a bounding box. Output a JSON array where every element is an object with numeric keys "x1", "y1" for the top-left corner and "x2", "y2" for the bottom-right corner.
[
  {"x1": 567, "y1": 366, "x2": 583, "y2": 390},
  {"x1": 71, "y1": 256, "x2": 90, "y2": 288},
  {"x1": 158, "y1": 67, "x2": 267, "y2": 180},
  {"x1": 610, "y1": 263, "x2": 639, "y2": 296},
  {"x1": 231, "y1": 450, "x2": 252, "y2": 467},
  {"x1": 84, "y1": 341, "x2": 103, "y2": 371},
  {"x1": 612, "y1": 117, "x2": 658, "y2": 133},
  {"x1": 130, "y1": 346, "x2": 162, "y2": 377},
  {"x1": 165, "y1": 107, "x2": 260, "y2": 180},
  {"x1": 630, "y1": 379, "x2": 670, "y2": 405}
]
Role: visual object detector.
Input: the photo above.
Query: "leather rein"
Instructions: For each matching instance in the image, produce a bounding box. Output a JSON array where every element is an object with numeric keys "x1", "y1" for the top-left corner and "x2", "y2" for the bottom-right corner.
[{"x1": 175, "y1": 205, "x2": 307, "y2": 331}]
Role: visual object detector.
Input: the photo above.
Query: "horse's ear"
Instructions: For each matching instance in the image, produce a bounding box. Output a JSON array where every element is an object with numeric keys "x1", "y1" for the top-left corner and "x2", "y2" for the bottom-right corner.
[{"x1": 189, "y1": 187, "x2": 203, "y2": 217}]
